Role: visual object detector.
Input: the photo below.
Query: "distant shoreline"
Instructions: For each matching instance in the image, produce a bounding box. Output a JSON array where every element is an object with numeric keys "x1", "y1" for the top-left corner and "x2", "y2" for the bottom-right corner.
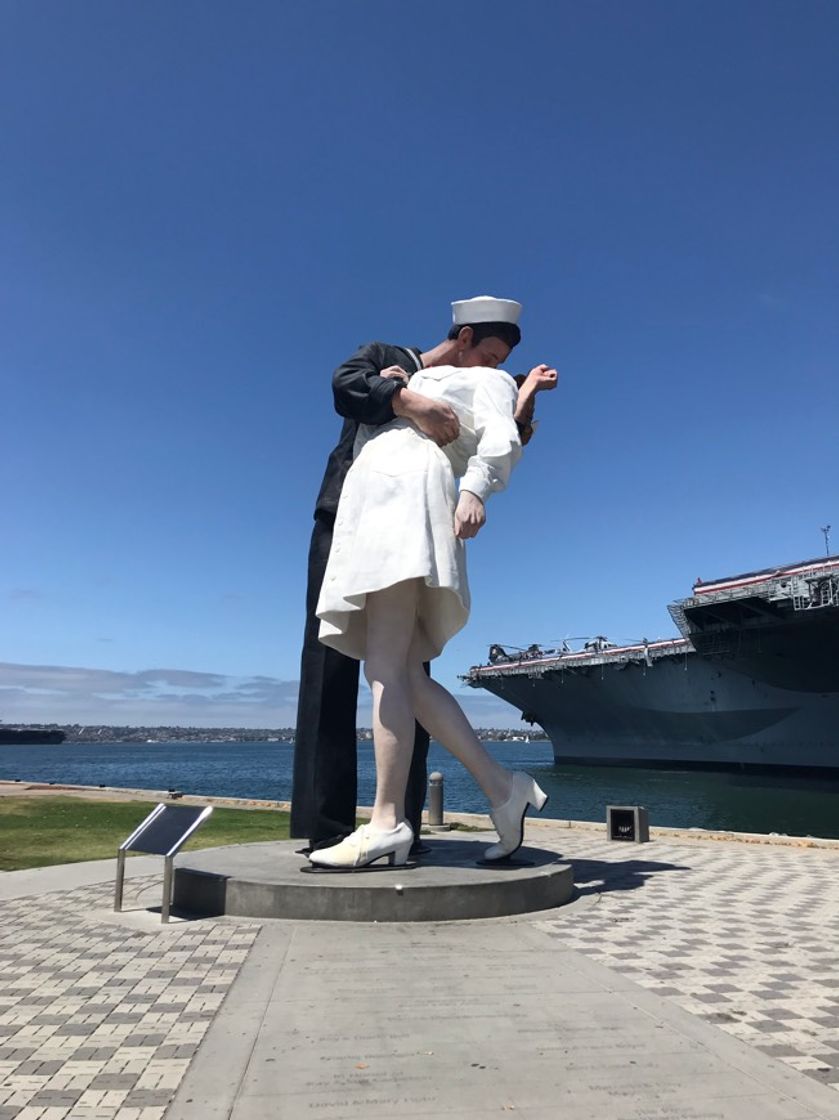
[{"x1": 0, "y1": 723, "x2": 548, "y2": 744}]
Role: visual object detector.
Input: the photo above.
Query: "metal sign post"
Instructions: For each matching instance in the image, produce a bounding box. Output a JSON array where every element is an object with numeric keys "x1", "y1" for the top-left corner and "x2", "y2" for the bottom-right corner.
[{"x1": 115, "y1": 803, "x2": 213, "y2": 922}]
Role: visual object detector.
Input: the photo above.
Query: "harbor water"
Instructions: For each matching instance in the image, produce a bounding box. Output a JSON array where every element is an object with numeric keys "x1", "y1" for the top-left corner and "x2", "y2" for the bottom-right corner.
[{"x1": 1, "y1": 739, "x2": 838, "y2": 839}]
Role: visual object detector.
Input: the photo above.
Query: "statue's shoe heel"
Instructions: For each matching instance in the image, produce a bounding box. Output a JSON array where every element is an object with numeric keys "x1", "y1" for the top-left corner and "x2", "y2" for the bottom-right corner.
[
  {"x1": 308, "y1": 821, "x2": 414, "y2": 869},
  {"x1": 530, "y1": 778, "x2": 549, "y2": 813},
  {"x1": 386, "y1": 835, "x2": 413, "y2": 867},
  {"x1": 484, "y1": 771, "x2": 549, "y2": 861}
]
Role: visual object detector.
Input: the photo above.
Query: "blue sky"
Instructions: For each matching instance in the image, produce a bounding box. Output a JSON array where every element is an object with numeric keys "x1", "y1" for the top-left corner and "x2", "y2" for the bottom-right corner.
[{"x1": 2, "y1": 0, "x2": 837, "y2": 728}]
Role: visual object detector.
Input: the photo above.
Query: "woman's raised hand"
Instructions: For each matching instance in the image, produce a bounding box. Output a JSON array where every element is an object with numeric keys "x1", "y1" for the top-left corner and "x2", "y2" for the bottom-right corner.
[{"x1": 523, "y1": 364, "x2": 558, "y2": 392}]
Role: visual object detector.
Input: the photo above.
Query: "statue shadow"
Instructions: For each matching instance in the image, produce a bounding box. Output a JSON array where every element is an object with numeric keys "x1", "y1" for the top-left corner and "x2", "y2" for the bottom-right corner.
[
  {"x1": 422, "y1": 835, "x2": 560, "y2": 871},
  {"x1": 420, "y1": 838, "x2": 689, "y2": 897},
  {"x1": 567, "y1": 855, "x2": 691, "y2": 897}
]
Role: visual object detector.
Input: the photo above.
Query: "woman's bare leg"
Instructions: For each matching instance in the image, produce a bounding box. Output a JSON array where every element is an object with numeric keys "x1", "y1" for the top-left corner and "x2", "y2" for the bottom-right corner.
[
  {"x1": 406, "y1": 636, "x2": 512, "y2": 807},
  {"x1": 364, "y1": 580, "x2": 422, "y2": 832}
]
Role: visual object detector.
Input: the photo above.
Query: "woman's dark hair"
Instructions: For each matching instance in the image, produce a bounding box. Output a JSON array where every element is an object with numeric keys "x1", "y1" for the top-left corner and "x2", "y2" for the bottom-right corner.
[{"x1": 447, "y1": 321, "x2": 521, "y2": 349}]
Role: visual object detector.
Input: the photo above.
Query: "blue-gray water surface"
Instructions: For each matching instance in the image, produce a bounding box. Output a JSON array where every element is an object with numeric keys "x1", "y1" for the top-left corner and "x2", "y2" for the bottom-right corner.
[{"x1": 1, "y1": 740, "x2": 838, "y2": 839}]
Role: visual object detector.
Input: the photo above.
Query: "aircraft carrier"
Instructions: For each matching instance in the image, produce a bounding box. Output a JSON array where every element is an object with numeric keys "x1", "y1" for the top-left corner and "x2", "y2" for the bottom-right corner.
[
  {"x1": 0, "y1": 726, "x2": 66, "y2": 745},
  {"x1": 466, "y1": 555, "x2": 839, "y2": 771}
]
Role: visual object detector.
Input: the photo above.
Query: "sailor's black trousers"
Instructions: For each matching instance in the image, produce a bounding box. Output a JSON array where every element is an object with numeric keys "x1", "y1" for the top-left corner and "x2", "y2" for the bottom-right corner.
[{"x1": 290, "y1": 510, "x2": 429, "y2": 846}]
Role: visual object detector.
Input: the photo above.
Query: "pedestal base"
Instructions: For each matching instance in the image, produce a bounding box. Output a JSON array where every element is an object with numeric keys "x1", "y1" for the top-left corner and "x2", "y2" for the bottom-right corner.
[{"x1": 173, "y1": 834, "x2": 573, "y2": 922}]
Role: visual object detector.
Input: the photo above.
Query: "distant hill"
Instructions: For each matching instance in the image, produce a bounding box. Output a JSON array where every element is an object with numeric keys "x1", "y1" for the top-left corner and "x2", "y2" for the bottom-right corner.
[{"x1": 8, "y1": 723, "x2": 547, "y2": 744}]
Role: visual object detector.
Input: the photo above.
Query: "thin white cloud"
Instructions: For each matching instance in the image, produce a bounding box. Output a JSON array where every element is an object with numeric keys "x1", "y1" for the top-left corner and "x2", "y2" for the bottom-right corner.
[
  {"x1": 134, "y1": 669, "x2": 228, "y2": 689},
  {"x1": 0, "y1": 661, "x2": 526, "y2": 730},
  {"x1": 0, "y1": 661, "x2": 300, "y2": 728}
]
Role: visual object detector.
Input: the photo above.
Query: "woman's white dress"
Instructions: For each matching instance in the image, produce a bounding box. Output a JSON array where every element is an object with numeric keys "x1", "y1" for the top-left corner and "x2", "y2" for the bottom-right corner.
[{"x1": 316, "y1": 365, "x2": 521, "y2": 662}]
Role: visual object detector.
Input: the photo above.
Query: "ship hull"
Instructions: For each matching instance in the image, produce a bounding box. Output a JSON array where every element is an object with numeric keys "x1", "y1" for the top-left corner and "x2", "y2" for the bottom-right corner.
[
  {"x1": 0, "y1": 728, "x2": 66, "y2": 745},
  {"x1": 476, "y1": 650, "x2": 839, "y2": 772}
]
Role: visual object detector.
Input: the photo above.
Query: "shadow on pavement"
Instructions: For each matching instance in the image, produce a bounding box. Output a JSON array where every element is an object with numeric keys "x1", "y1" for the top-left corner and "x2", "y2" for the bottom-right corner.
[{"x1": 568, "y1": 856, "x2": 690, "y2": 897}]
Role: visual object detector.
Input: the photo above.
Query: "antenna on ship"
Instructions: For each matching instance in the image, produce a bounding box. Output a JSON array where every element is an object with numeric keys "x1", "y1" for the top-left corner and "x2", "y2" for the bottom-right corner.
[{"x1": 821, "y1": 524, "x2": 831, "y2": 557}]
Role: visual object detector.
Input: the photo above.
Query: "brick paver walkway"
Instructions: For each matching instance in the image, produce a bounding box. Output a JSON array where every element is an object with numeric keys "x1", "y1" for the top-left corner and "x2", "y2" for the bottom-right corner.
[
  {"x1": 1, "y1": 823, "x2": 838, "y2": 1118},
  {"x1": 534, "y1": 827, "x2": 839, "y2": 1092},
  {"x1": 0, "y1": 878, "x2": 258, "y2": 1120}
]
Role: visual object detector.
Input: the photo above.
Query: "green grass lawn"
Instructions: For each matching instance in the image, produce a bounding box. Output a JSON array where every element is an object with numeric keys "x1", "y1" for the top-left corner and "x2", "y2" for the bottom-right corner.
[
  {"x1": 0, "y1": 796, "x2": 481, "y2": 872},
  {"x1": 0, "y1": 796, "x2": 292, "y2": 871}
]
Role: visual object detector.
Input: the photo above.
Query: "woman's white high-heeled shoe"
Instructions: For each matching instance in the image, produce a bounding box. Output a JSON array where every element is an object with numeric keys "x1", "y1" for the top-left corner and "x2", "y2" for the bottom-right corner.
[
  {"x1": 308, "y1": 821, "x2": 413, "y2": 870},
  {"x1": 484, "y1": 771, "x2": 548, "y2": 861}
]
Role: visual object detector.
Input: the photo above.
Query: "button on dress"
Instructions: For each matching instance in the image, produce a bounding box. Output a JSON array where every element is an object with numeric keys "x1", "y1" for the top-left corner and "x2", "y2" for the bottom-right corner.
[{"x1": 316, "y1": 366, "x2": 522, "y2": 662}]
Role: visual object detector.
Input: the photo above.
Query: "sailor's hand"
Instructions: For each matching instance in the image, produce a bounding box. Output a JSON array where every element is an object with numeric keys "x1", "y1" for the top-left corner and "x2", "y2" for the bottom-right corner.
[
  {"x1": 380, "y1": 365, "x2": 410, "y2": 384},
  {"x1": 392, "y1": 388, "x2": 460, "y2": 446},
  {"x1": 454, "y1": 491, "x2": 485, "y2": 539},
  {"x1": 523, "y1": 364, "x2": 558, "y2": 393}
]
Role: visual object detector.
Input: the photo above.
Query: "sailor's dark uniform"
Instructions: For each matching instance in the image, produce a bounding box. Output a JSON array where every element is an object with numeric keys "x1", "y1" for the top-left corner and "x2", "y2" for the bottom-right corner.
[{"x1": 290, "y1": 341, "x2": 430, "y2": 847}]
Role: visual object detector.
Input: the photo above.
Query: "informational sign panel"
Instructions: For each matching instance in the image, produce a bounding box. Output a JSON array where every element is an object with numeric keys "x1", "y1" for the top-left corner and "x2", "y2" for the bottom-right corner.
[
  {"x1": 115, "y1": 802, "x2": 213, "y2": 921},
  {"x1": 121, "y1": 803, "x2": 213, "y2": 856}
]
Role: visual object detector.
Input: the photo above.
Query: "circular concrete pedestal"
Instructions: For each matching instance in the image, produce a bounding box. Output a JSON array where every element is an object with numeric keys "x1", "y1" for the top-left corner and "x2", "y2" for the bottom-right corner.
[{"x1": 173, "y1": 835, "x2": 573, "y2": 922}]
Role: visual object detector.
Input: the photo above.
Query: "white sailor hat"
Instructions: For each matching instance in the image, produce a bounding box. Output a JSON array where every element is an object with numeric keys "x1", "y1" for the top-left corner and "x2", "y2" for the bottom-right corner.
[{"x1": 451, "y1": 295, "x2": 522, "y2": 326}]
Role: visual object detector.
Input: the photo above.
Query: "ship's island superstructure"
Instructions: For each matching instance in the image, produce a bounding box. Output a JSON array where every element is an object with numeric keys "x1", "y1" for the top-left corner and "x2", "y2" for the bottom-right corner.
[{"x1": 466, "y1": 555, "x2": 839, "y2": 771}]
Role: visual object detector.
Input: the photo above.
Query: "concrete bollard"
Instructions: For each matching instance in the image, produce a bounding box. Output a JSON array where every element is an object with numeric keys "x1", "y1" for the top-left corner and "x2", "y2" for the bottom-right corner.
[{"x1": 426, "y1": 771, "x2": 451, "y2": 832}]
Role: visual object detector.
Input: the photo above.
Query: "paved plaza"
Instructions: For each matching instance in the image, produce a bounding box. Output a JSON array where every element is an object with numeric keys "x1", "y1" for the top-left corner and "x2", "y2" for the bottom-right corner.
[
  {"x1": 534, "y1": 825, "x2": 839, "y2": 1084},
  {"x1": 0, "y1": 869, "x2": 258, "y2": 1120},
  {"x1": 1, "y1": 814, "x2": 838, "y2": 1119}
]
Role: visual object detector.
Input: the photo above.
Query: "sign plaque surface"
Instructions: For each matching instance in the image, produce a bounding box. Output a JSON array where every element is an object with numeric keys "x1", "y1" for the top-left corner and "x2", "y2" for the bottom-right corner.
[{"x1": 115, "y1": 802, "x2": 213, "y2": 921}]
